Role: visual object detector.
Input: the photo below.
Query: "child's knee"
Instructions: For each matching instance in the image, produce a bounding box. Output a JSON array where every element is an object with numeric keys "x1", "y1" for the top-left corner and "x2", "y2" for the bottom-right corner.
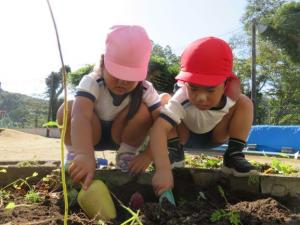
[
  {"x1": 136, "y1": 103, "x2": 152, "y2": 123},
  {"x1": 57, "y1": 100, "x2": 73, "y2": 125}
]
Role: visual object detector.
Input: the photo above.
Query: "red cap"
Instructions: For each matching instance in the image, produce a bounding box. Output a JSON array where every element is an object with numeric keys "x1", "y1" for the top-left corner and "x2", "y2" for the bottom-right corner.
[{"x1": 176, "y1": 37, "x2": 238, "y2": 86}]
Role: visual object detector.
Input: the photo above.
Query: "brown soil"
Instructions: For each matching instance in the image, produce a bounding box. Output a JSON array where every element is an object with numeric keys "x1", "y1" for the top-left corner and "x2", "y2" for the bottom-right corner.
[{"x1": 1, "y1": 170, "x2": 300, "y2": 225}]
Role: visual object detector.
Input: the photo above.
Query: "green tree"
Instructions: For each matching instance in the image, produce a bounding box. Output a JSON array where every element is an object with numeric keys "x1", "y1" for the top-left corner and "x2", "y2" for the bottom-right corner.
[
  {"x1": 260, "y1": 2, "x2": 300, "y2": 63},
  {"x1": 148, "y1": 43, "x2": 180, "y2": 93},
  {"x1": 242, "y1": 0, "x2": 285, "y2": 31},
  {"x1": 68, "y1": 64, "x2": 94, "y2": 89},
  {"x1": 238, "y1": 0, "x2": 300, "y2": 124},
  {"x1": 45, "y1": 65, "x2": 71, "y2": 121},
  {"x1": 230, "y1": 33, "x2": 300, "y2": 124}
]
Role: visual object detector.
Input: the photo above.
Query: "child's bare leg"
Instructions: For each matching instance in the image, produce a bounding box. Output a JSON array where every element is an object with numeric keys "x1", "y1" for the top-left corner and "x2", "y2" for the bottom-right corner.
[
  {"x1": 112, "y1": 103, "x2": 152, "y2": 147},
  {"x1": 56, "y1": 101, "x2": 101, "y2": 150},
  {"x1": 212, "y1": 94, "x2": 257, "y2": 176},
  {"x1": 111, "y1": 103, "x2": 152, "y2": 171}
]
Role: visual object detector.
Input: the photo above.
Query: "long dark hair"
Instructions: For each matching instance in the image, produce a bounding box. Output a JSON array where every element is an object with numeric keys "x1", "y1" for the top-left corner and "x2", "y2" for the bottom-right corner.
[{"x1": 126, "y1": 82, "x2": 143, "y2": 121}]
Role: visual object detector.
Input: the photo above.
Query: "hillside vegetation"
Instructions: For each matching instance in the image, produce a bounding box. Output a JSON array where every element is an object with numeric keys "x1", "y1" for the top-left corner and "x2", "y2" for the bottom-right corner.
[{"x1": 0, "y1": 89, "x2": 48, "y2": 128}]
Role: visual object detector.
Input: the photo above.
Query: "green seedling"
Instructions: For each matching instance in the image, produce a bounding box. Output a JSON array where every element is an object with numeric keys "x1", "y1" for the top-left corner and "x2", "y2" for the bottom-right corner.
[
  {"x1": 197, "y1": 191, "x2": 207, "y2": 201},
  {"x1": 111, "y1": 192, "x2": 143, "y2": 225},
  {"x1": 210, "y1": 186, "x2": 242, "y2": 225},
  {"x1": 25, "y1": 189, "x2": 41, "y2": 203},
  {"x1": 210, "y1": 209, "x2": 241, "y2": 225},
  {"x1": 17, "y1": 160, "x2": 40, "y2": 167},
  {"x1": 0, "y1": 172, "x2": 40, "y2": 206},
  {"x1": 185, "y1": 155, "x2": 222, "y2": 169},
  {"x1": 217, "y1": 186, "x2": 228, "y2": 204},
  {"x1": 271, "y1": 158, "x2": 297, "y2": 175}
]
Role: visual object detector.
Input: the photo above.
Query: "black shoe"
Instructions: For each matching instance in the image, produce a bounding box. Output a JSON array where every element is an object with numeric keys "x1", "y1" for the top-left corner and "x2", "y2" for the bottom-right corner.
[
  {"x1": 222, "y1": 151, "x2": 258, "y2": 177},
  {"x1": 168, "y1": 138, "x2": 185, "y2": 168}
]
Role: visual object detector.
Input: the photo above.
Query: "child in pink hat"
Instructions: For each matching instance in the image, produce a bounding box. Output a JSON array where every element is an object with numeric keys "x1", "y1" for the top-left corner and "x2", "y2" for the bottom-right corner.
[
  {"x1": 57, "y1": 25, "x2": 161, "y2": 190},
  {"x1": 150, "y1": 37, "x2": 257, "y2": 196}
]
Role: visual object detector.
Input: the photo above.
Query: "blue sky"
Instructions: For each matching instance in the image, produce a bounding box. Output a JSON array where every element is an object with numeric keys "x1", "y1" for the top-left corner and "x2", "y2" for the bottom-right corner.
[{"x1": 0, "y1": 0, "x2": 247, "y2": 97}]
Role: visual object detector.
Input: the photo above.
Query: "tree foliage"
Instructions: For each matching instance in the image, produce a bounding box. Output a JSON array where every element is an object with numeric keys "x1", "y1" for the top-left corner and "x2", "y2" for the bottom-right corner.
[
  {"x1": 45, "y1": 65, "x2": 71, "y2": 121},
  {"x1": 233, "y1": 0, "x2": 300, "y2": 124},
  {"x1": 147, "y1": 44, "x2": 180, "y2": 93},
  {"x1": 68, "y1": 43, "x2": 180, "y2": 94},
  {"x1": 242, "y1": 0, "x2": 285, "y2": 31},
  {"x1": 68, "y1": 64, "x2": 94, "y2": 89},
  {"x1": 260, "y1": 2, "x2": 300, "y2": 63}
]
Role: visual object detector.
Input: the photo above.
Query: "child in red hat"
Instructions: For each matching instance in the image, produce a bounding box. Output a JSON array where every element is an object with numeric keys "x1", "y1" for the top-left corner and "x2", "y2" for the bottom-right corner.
[
  {"x1": 57, "y1": 25, "x2": 161, "y2": 190},
  {"x1": 150, "y1": 37, "x2": 257, "y2": 196}
]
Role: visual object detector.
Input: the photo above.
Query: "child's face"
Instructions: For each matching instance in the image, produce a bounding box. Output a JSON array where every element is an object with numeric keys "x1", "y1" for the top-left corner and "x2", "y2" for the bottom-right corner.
[
  {"x1": 103, "y1": 68, "x2": 138, "y2": 95},
  {"x1": 185, "y1": 82, "x2": 225, "y2": 110}
]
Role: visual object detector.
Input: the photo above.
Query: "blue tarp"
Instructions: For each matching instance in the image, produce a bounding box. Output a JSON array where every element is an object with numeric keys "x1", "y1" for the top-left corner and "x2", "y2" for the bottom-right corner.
[{"x1": 247, "y1": 125, "x2": 300, "y2": 153}]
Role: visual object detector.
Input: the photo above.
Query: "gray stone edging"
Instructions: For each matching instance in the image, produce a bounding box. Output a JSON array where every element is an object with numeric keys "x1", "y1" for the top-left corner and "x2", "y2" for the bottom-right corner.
[{"x1": 1, "y1": 162, "x2": 300, "y2": 198}]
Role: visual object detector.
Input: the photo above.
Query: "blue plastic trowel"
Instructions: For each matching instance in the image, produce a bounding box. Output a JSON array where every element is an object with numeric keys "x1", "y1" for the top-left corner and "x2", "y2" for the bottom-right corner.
[{"x1": 159, "y1": 189, "x2": 176, "y2": 206}]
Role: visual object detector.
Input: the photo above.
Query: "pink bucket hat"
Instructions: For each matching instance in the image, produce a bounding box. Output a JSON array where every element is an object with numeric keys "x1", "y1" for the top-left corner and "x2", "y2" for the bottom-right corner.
[{"x1": 104, "y1": 25, "x2": 152, "y2": 81}]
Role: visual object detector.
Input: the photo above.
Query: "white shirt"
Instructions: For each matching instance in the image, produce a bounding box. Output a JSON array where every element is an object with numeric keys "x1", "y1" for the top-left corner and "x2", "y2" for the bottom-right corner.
[
  {"x1": 161, "y1": 85, "x2": 236, "y2": 134},
  {"x1": 76, "y1": 73, "x2": 161, "y2": 121}
]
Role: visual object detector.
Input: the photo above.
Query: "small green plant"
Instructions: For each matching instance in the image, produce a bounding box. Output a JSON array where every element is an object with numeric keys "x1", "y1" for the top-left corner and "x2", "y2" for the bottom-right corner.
[
  {"x1": 197, "y1": 191, "x2": 207, "y2": 201},
  {"x1": 210, "y1": 209, "x2": 241, "y2": 225},
  {"x1": 25, "y1": 189, "x2": 41, "y2": 203},
  {"x1": 185, "y1": 154, "x2": 223, "y2": 169},
  {"x1": 210, "y1": 186, "x2": 242, "y2": 225},
  {"x1": 17, "y1": 160, "x2": 40, "y2": 167},
  {"x1": 111, "y1": 192, "x2": 143, "y2": 225},
  {"x1": 0, "y1": 169, "x2": 7, "y2": 173},
  {"x1": 217, "y1": 186, "x2": 228, "y2": 204},
  {"x1": 0, "y1": 172, "x2": 40, "y2": 206},
  {"x1": 271, "y1": 158, "x2": 297, "y2": 175}
]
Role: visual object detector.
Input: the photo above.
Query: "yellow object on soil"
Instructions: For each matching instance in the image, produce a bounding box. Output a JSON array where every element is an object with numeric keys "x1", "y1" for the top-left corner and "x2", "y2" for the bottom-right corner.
[{"x1": 77, "y1": 180, "x2": 116, "y2": 220}]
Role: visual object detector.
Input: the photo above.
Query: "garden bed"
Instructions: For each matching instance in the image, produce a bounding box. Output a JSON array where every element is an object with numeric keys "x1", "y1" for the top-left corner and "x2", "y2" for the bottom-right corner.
[{"x1": 1, "y1": 162, "x2": 300, "y2": 225}]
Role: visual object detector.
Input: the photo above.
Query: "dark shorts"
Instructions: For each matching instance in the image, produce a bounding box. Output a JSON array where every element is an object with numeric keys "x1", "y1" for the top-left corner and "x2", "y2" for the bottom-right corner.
[
  {"x1": 183, "y1": 130, "x2": 222, "y2": 149},
  {"x1": 94, "y1": 120, "x2": 119, "y2": 150}
]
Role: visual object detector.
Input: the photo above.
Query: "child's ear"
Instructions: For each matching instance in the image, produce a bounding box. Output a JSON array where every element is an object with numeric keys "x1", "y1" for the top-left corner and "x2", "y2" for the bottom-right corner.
[{"x1": 224, "y1": 77, "x2": 241, "y2": 101}]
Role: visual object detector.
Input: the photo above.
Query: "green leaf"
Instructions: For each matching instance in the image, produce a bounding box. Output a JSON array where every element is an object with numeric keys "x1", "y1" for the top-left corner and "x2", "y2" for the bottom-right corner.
[
  {"x1": 5, "y1": 202, "x2": 16, "y2": 209},
  {"x1": 0, "y1": 169, "x2": 7, "y2": 173},
  {"x1": 32, "y1": 172, "x2": 38, "y2": 177}
]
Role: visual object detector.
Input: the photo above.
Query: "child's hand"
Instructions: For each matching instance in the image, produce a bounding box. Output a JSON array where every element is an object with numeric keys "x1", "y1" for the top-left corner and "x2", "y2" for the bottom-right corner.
[
  {"x1": 128, "y1": 152, "x2": 152, "y2": 175},
  {"x1": 68, "y1": 153, "x2": 96, "y2": 190},
  {"x1": 152, "y1": 169, "x2": 174, "y2": 196}
]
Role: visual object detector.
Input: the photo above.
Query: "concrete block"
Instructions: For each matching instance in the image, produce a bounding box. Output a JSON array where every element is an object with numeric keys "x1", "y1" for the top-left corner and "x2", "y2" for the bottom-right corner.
[
  {"x1": 0, "y1": 160, "x2": 59, "y2": 187},
  {"x1": 261, "y1": 174, "x2": 300, "y2": 197}
]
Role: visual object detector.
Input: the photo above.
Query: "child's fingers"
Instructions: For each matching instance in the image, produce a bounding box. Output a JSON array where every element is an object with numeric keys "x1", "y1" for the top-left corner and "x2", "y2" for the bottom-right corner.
[
  {"x1": 67, "y1": 162, "x2": 75, "y2": 174},
  {"x1": 69, "y1": 165, "x2": 82, "y2": 180},
  {"x1": 72, "y1": 170, "x2": 86, "y2": 184},
  {"x1": 82, "y1": 172, "x2": 94, "y2": 190}
]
